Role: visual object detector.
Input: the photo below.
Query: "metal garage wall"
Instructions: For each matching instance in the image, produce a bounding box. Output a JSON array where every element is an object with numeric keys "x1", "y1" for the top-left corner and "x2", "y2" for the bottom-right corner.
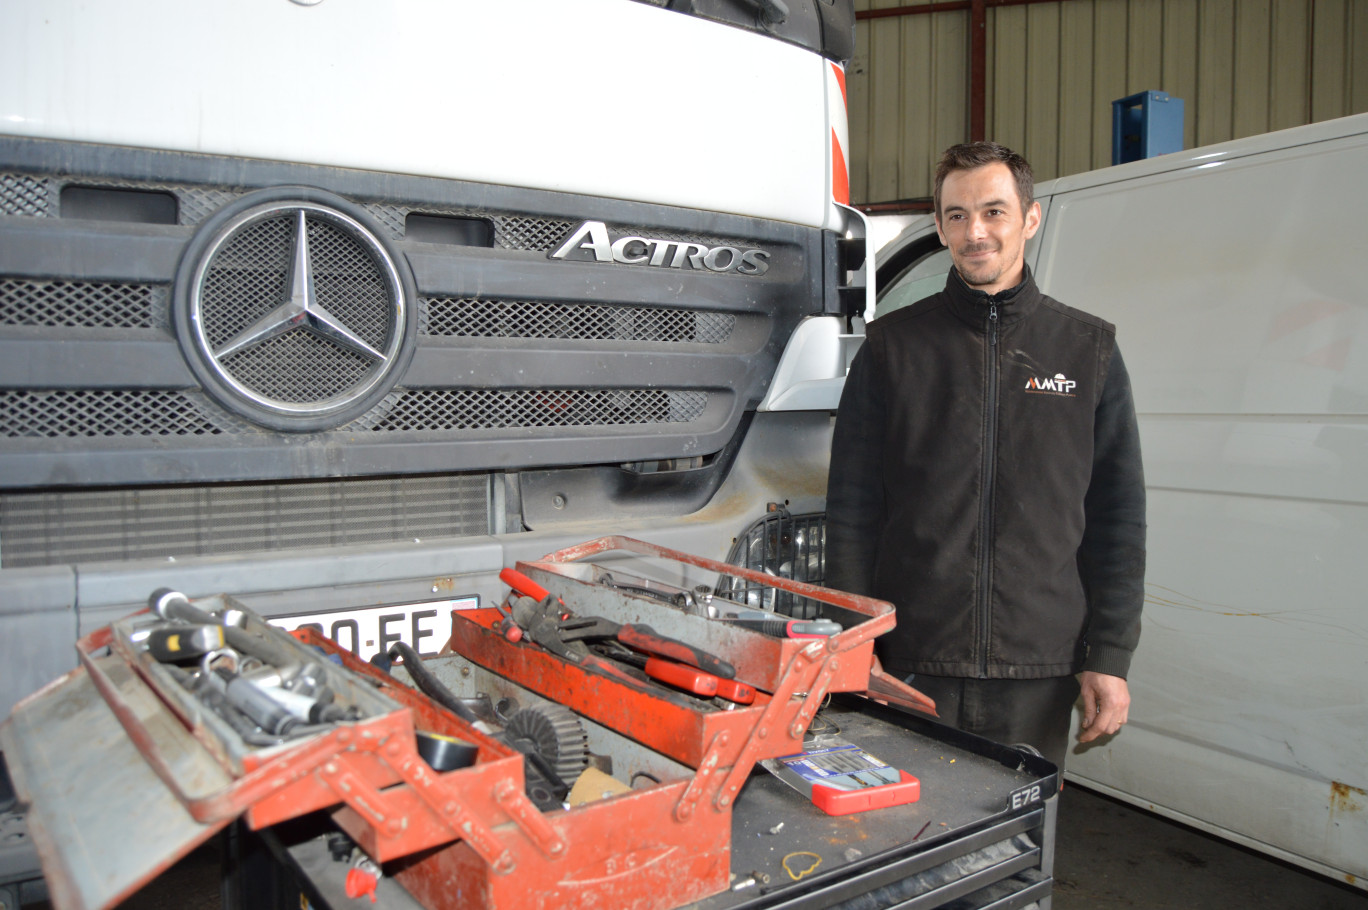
[
  {"x1": 850, "y1": 0, "x2": 1368, "y2": 206},
  {"x1": 850, "y1": 2, "x2": 969, "y2": 203}
]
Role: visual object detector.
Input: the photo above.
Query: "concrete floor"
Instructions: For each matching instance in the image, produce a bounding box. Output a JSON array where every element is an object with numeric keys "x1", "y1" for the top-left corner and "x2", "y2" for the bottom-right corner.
[
  {"x1": 27, "y1": 784, "x2": 1368, "y2": 909},
  {"x1": 1053, "y1": 785, "x2": 1367, "y2": 910}
]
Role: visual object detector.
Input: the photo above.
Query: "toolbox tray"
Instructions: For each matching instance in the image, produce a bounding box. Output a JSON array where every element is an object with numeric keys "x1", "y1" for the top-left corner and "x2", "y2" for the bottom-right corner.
[
  {"x1": 249, "y1": 696, "x2": 1060, "y2": 910},
  {"x1": 385, "y1": 536, "x2": 899, "y2": 910},
  {"x1": 452, "y1": 536, "x2": 894, "y2": 773},
  {"x1": 0, "y1": 537, "x2": 899, "y2": 910}
]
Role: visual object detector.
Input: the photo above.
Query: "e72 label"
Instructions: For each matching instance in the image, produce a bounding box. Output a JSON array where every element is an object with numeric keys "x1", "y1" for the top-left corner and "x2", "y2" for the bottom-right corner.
[{"x1": 1009, "y1": 783, "x2": 1043, "y2": 810}]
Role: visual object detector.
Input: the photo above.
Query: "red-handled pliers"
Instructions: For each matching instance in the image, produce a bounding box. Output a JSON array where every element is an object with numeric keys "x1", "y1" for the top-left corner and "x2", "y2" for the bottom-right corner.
[{"x1": 499, "y1": 567, "x2": 749, "y2": 701}]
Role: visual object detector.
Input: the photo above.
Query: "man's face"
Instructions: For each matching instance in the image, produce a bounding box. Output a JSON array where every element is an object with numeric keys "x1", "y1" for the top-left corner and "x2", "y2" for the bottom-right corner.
[{"x1": 935, "y1": 162, "x2": 1041, "y2": 296}]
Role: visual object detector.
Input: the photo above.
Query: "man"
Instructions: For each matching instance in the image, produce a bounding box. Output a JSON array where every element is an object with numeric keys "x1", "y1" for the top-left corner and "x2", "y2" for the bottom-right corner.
[{"x1": 826, "y1": 142, "x2": 1145, "y2": 771}]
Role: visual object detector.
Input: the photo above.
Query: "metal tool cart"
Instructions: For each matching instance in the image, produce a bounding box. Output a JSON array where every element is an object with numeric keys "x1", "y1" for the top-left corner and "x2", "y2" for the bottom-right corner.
[{"x1": 0, "y1": 538, "x2": 1056, "y2": 910}]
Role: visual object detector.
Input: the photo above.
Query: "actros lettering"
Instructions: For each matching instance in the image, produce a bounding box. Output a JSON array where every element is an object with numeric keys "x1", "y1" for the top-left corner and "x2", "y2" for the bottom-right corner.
[{"x1": 550, "y1": 221, "x2": 771, "y2": 276}]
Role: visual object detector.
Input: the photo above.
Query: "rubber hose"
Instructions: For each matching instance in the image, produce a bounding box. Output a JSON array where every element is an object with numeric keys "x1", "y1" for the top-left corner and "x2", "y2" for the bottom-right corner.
[{"x1": 386, "y1": 642, "x2": 482, "y2": 726}]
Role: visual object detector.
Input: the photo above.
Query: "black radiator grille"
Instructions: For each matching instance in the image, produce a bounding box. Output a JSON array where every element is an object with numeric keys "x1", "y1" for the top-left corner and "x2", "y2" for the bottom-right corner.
[
  {"x1": 490, "y1": 214, "x2": 576, "y2": 251},
  {"x1": 0, "y1": 278, "x2": 162, "y2": 329},
  {"x1": 1, "y1": 170, "x2": 744, "y2": 254},
  {"x1": 361, "y1": 389, "x2": 709, "y2": 432},
  {"x1": 422, "y1": 297, "x2": 736, "y2": 344},
  {"x1": 0, "y1": 390, "x2": 230, "y2": 437},
  {"x1": 0, "y1": 172, "x2": 51, "y2": 216},
  {"x1": 0, "y1": 147, "x2": 793, "y2": 488},
  {"x1": 0, "y1": 388, "x2": 710, "y2": 437}
]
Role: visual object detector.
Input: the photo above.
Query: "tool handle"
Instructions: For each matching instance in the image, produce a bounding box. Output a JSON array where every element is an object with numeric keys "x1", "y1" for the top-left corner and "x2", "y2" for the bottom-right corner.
[
  {"x1": 724, "y1": 617, "x2": 840, "y2": 638},
  {"x1": 496, "y1": 616, "x2": 523, "y2": 643},
  {"x1": 788, "y1": 619, "x2": 843, "y2": 637},
  {"x1": 643, "y1": 657, "x2": 719, "y2": 697},
  {"x1": 499, "y1": 567, "x2": 551, "y2": 602},
  {"x1": 617, "y1": 624, "x2": 736, "y2": 679},
  {"x1": 715, "y1": 677, "x2": 757, "y2": 705},
  {"x1": 582, "y1": 653, "x2": 653, "y2": 688},
  {"x1": 150, "y1": 588, "x2": 301, "y2": 668},
  {"x1": 144, "y1": 624, "x2": 225, "y2": 662},
  {"x1": 149, "y1": 588, "x2": 219, "y2": 626}
]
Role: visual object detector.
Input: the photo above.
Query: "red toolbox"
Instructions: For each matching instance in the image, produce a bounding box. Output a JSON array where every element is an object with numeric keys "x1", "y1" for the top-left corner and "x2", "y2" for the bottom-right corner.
[{"x1": 0, "y1": 537, "x2": 908, "y2": 910}]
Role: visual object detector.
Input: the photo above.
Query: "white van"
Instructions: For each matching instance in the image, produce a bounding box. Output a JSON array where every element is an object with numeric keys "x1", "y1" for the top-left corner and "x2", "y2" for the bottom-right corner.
[{"x1": 874, "y1": 113, "x2": 1368, "y2": 889}]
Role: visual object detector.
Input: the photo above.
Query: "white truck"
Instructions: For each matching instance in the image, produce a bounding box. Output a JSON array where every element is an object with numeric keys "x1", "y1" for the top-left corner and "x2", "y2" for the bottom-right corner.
[
  {"x1": 0, "y1": 2, "x2": 893, "y2": 906},
  {"x1": 875, "y1": 112, "x2": 1368, "y2": 890},
  {"x1": 0, "y1": 0, "x2": 869, "y2": 714}
]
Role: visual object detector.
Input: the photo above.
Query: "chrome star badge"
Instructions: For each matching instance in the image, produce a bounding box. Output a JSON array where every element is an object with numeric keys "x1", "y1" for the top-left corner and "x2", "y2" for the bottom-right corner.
[
  {"x1": 176, "y1": 190, "x2": 415, "y2": 431},
  {"x1": 216, "y1": 210, "x2": 388, "y2": 363}
]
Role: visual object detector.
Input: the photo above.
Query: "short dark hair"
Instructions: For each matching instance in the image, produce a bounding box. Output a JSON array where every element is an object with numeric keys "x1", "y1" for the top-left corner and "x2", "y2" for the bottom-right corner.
[{"x1": 934, "y1": 142, "x2": 1034, "y2": 218}]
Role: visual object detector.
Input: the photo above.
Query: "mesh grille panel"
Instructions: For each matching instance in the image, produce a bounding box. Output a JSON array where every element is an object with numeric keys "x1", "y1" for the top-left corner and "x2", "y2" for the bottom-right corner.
[
  {"x1": 220, "y1": 334, "x2": 374, "y2": 402},
  {"x1": 361, "y1": 206, "x2": 581, "y2": 252},
  {"x1": 0, "y1": 390, "x2": 227, "y2": 437},
  {"x1": 0, "y1": 173, "x2": 244, "y2": 224},
  {"x1": 362, "y1": 203, "x2": 407, "y2": 239},
  {"x1": 362, "y1": 203, "x2": 572, "y2": 248},
  {"x1": 1, "y1": 171, "x2": 753, "y2": 252},
  {"x1": 1, "y1": 388, "x2": 707, "y2": 437},
  {"x1": 199, "y1": 212, "x2": 393, "y2": 403},
  {"x1": 200, "y1": 214, "x2": 292, "y2": 344},
  {"x1": 1, "y1": 173, "x2": 50, "y2": 216},
  {"x1": 0, "y1": 473, "x2": 491, "y2": 569},
  {"x1": 364, "y1": 208, "x2": 742, "y2": 254},
  {"x1": 494, "y1": 216, "x2": 577, "y2": 251},
  {"x1": 423, "y1": 297, "x2": 736, "y2": 344},
  {"x1": 363, "y1": 389, "x2": 709, "y2": 432},
  {"x1": 176, "y1": 187, "x2": 240, "y2": 225},
  {"x1": 0, "y1": 279, "x2": 160, "y2": 328}
]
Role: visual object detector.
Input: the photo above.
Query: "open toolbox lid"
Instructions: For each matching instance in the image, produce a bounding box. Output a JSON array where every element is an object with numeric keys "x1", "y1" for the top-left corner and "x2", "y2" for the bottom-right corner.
[
  {"x1": 521, "y1": 535, "x2": 893, "y2": 697},
  {"x1": 1, "y1": 643, "x2": 232, "y2": 910},
  {"x1": 0, "y1": 595, "x2": 531, "y2": 910},
  {"x1": 0, "y1": 537, "x2": 928, "y2": 910}
]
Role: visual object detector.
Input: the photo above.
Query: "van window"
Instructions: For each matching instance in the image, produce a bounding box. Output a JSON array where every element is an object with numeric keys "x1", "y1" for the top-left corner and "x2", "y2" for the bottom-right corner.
[{"x1": 877, "y1": 247, "x2": 951, "y2": 318}]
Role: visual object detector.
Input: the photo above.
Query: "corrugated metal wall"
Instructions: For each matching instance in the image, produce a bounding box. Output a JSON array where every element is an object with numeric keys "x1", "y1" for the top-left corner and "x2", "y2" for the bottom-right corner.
[{"x1": 849, "y1": 0, "x2": 1368, "y2": 205}]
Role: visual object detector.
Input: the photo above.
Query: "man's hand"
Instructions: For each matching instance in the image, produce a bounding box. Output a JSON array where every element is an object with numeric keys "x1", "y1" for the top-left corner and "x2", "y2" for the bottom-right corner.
[{"x1": 1077, "y1": 671, "x2": 1130, "y2": 743}]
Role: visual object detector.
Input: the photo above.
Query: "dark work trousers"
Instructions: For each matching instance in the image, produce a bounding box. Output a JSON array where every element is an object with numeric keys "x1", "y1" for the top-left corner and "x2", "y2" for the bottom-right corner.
[{"x1": 906, "y1": 674, "x2": 1080, "y2": 773}]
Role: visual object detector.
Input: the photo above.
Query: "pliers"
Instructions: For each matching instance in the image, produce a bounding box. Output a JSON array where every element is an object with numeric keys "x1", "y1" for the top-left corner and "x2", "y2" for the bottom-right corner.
[
  {"x1": 550, "y1": 614, "x2": 736, "y2": 680},
  {"x1": 500, "y1": 568, "x2": 753, "y2": 702}
]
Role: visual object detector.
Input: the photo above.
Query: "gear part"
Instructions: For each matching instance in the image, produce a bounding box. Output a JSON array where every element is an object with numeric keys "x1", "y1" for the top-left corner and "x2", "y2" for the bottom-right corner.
[{"x1": 503, "y1": 704, "x2": 590, "y2": 783}]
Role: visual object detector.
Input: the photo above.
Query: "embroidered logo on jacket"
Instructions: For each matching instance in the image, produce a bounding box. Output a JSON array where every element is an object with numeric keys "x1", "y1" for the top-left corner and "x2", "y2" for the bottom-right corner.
[{"x1": 1024, "y1": 373, "x2": 1077, "y2": 396}]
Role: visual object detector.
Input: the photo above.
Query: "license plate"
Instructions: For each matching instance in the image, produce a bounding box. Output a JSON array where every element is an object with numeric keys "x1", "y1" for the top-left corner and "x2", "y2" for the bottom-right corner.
[{"x1": 270, "y1": 596, "x2": 480, "y2": 662}]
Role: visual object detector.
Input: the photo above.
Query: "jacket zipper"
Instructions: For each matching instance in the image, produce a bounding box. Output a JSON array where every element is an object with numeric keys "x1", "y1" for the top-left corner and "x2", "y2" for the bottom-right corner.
[{"x1": 977, "y1": 301, "x2": 999, "y2": 677}]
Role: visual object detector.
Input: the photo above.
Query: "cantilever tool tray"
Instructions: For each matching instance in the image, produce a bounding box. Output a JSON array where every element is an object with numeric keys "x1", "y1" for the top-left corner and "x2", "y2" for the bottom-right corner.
[{"x1": 0, "y1": 536, "x2": 897, "y2": 910}]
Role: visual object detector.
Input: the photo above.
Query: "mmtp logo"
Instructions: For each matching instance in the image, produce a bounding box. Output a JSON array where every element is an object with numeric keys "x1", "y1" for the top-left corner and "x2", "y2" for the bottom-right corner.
[
  {"x1": 550, "y1": 221, "x2": 771, "y2": 276},
  {"x1": 1025, "y1": 373, "x2": 1077, "y2": 396}
]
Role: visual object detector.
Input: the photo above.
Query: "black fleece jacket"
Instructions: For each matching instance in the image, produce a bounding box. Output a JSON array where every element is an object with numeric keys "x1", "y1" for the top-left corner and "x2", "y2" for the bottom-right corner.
[{"x1": 825, "y1": 266, "x2": 1145, "y2": 680}]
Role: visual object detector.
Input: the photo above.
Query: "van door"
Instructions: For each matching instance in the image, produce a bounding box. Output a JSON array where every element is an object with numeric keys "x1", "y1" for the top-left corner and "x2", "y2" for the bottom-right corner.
[{"x1": 1032, "y1": 119, "x2": 1368, "y2": 888}]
